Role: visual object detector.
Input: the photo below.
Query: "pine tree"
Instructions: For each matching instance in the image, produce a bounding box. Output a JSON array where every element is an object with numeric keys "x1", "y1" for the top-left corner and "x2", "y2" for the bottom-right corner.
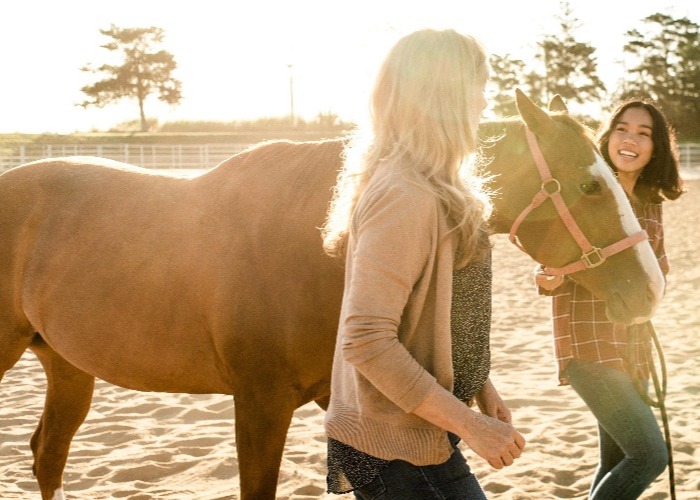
[
  {"x1": 621, "y1": 14, "x2": 700, "y2": 139},
  {"x1": 536, "y1": 1, "x2": 605, "y2": 105},
  {"x1": 80, "y1": 25, "x2": 183, "y2": 132}
]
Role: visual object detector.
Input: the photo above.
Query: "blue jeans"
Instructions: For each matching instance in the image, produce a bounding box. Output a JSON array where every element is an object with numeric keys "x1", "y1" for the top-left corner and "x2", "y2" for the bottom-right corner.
[
  {"x1": 566, "y1": 359, "x2": 668, "y2": 499},
  {"x1": 353, "y1": 435, "x2": 486, "y2": 499}
]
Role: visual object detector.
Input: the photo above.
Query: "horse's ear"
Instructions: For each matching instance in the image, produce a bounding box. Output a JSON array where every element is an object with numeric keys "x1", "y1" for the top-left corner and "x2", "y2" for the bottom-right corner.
[
  {"x1": 548, "y1": 94, "x2": 568, "y2": 113},
  {"x1": 515, "y1": 88, "x2": 555, "y2": 135}
]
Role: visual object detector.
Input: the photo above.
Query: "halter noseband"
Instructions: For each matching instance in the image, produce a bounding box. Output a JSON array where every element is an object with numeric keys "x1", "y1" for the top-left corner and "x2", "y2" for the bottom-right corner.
[{"x1": 509, "y1": 128, "x2": 648, "y2": 276}]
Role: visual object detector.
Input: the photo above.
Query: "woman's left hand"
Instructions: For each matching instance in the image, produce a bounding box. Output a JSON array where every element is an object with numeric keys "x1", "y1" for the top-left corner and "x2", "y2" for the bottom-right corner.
[
  {"x1": 533, "y1": 266, "x2": 564, "y2": 291},
  {"x1": 474, "y1": 378, "x2": 512, "y2": 424}
]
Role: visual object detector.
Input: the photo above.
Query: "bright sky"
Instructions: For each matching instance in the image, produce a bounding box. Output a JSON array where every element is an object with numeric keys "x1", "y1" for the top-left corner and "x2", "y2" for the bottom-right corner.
[{"x1": 1, "y1": 0, "x2": 698, "y2": 133}]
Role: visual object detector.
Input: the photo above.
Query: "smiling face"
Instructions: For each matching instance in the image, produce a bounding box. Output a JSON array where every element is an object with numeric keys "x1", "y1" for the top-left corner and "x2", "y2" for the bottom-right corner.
[{"x1": 606, "y1": 106, "x2": 654, "y2": 190}]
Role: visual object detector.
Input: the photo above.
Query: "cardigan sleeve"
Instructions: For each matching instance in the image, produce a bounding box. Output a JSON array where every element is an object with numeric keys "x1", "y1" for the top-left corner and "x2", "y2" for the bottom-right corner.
[{"x1": 339, "y1": 181, "x2": 442, "y2": 413}]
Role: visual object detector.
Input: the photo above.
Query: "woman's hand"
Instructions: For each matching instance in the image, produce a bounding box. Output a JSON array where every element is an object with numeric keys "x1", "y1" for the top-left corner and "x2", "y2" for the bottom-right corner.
[
  {"x1": 413, "y1": 384, "x2": 526, "y2": 470},
  {"x1": 460, "y1": 411, "x2": 526, "y2": 469},
  {"x1": 475, "y1": 378, "x2": 511, "y2": 423},
  {"x1": 533, "y1": 265, "x2": 564, "y2": 291}
]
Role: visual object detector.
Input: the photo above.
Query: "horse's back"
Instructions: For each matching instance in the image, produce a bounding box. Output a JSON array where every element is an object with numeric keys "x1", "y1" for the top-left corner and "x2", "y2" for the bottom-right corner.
[{"x1": 0, "y1": 156, "x2": 190, "y2": 233}]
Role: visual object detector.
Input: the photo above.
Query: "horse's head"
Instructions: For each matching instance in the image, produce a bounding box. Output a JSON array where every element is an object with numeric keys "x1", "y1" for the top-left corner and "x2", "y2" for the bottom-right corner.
[{"x1": 482, "y1": 89, "x2": 664, "y2": 325}]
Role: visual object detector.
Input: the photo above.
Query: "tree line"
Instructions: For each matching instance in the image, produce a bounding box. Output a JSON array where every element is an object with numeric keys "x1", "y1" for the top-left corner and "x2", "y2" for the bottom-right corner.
[
  {"x1": 80, "y1": 3, "x2": 700, "y2": 139},
  {"x1": 488, "y1": 3, "x2": 700, "y2": 139}
]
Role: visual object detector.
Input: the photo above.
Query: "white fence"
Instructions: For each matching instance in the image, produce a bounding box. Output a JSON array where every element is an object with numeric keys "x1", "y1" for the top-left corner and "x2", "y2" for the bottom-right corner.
[
  {"x1": 678, "y1": 143, "x2": 700, "y2": 174},
  {"x1": 1, "y1": 142, "x2": 700, "y2": 173},
  {"x1": 0, "y1": 143, "x2": 250, "y2": 170}
]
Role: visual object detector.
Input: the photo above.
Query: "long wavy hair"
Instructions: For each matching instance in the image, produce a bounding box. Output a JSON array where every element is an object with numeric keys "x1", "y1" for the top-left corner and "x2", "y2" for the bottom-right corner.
[
  {"x1": 322, "y1": 29, "x2": 492, "y2": 268},
  {"x1": 598, "y1": 99, "x2": 684, "y2": 203}
]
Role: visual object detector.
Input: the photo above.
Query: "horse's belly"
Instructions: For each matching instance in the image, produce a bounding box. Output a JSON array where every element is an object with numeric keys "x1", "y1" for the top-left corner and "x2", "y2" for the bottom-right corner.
[
  {"x1": 18, "y1": 230, "x2": 236, "y2": 393},
  {"x1": 33, "y1": 316, "x2": 234, "y2": 395}
]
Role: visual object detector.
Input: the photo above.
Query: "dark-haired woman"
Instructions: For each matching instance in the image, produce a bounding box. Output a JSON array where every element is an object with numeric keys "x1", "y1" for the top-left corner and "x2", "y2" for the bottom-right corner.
[{"x1": 535, "y1": 99, "x2": 684, "y2": 499}]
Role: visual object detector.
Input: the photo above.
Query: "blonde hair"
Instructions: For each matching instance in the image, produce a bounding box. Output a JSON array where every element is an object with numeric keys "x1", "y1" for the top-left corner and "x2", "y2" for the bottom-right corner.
[{"x1": 322, "y1": 29, "x2": 492, "y2": 268}]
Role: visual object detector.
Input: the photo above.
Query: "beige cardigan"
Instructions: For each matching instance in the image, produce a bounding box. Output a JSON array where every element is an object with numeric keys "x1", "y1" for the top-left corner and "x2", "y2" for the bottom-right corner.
[{"x1": 324, "y1": 162, "x2": 458, "y2": 465}]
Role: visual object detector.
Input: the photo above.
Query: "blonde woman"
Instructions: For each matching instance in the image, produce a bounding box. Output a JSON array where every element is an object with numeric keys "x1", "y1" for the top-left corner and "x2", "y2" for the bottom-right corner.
[{"x1": 323, "y1": 29, "x2": 525, "y2": 499}]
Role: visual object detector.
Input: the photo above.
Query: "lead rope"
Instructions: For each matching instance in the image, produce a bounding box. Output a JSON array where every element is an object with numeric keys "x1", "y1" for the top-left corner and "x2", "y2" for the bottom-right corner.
[{"x1": 631, "y1": 322, "x2": 675, "y2": 500}]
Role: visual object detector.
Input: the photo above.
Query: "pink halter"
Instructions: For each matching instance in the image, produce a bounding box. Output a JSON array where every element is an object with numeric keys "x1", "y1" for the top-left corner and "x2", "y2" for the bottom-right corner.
[{"x1": 509, "y1": 128, "x2": 648, "y2": 276}]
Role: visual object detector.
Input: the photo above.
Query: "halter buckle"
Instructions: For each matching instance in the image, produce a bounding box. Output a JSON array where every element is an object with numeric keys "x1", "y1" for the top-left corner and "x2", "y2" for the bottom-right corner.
[
  {"x1": 582, "y1": 247, "x2": 605, "y2": 268},
  {"x1": 542, "y1": 178, "x2": 561, "y2": 196}
]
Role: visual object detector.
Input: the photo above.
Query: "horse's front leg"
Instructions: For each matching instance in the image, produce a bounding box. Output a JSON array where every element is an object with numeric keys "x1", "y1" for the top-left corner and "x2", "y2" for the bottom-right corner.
[
  {"x1": 29, "y1": 336, "x2": 95, "y2": 500},
  {"x1": 234, "y1": 386, "x2": 300, "y2": 500}
]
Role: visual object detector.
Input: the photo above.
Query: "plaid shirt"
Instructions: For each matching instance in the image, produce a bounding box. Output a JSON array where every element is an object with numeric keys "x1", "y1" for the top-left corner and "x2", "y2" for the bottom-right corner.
[{"x1": 545, "y1": 200, "x2": 668, "y2": 385}]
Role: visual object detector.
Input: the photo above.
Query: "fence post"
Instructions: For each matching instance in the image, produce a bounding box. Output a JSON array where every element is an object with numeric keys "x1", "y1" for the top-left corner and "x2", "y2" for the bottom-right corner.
[{"x1": 680, "y1": 144, "x2": 688, "y2": 169}]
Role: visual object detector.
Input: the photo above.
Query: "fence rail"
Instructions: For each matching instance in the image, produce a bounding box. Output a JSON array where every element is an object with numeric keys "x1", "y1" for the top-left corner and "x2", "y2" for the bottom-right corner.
[
  {"x1": 0, "y1": 143, "x2": 250, "y2": 170},
  {"x1": 678, "y1": 143, "x2": 700, "y2": 172},
  {"x1": 1, "y1": 142, "x2": 700, "y2": 173}
]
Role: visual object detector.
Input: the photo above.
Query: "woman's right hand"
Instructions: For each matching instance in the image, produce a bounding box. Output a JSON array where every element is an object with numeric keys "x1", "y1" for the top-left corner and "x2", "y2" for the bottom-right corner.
[
  {"x1": 460, "y1": 411, "x2": 526, "y2": 469},
  {"x1": 413, "y1": 384, "x2": 525, "y2": 469}
]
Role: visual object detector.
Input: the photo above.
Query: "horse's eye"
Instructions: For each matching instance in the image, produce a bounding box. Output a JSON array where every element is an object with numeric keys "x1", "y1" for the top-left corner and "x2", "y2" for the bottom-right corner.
[{"x1": 580, "y1": 180, "x2": 601, "y2": 195}]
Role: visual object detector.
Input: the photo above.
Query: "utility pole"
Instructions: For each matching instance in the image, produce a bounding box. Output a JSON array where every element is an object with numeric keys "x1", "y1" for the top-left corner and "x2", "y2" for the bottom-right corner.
[{"x1": 288, "y1": 63, "x2": 296, "y2": 127}]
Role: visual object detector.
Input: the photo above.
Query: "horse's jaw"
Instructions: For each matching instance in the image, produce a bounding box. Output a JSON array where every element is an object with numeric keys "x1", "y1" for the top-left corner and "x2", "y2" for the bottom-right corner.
[{"x1": 585, "y1": 245, "x2": 665, "y2": 326}]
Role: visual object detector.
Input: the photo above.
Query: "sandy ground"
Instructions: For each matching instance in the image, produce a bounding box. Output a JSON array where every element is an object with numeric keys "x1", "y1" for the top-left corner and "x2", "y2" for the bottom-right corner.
[{"x1": 1, "y1": 179, "x2": 698, "y2": 499}]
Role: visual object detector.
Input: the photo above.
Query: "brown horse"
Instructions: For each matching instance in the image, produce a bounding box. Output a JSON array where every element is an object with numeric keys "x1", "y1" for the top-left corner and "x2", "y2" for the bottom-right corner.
[{"x1": 0, "y1": 91, "x2": 663, "y2": 499}]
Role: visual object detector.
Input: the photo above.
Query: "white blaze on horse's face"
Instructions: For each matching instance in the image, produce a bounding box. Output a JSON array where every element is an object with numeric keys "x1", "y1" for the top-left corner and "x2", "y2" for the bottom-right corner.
[
  {"x1": 52, "y1": 488, "x2": 65, "y2": 500},
  {"x1": 591, "y1": 152, "x2": 665, "y2": 321}
]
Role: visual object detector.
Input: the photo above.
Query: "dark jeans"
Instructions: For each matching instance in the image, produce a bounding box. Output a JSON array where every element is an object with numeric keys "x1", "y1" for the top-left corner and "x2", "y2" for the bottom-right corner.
[
  {"x1": 566, "y1": 359, "x2": 668, "y2": 499},
  {"x1": 353, "y1": 435, "x2": 486, "y2": 499}
]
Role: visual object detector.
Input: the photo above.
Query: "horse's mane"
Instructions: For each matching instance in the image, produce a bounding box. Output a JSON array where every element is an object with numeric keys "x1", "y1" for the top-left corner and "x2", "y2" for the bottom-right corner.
[
  {"x1": 236, "y1": 137, "x2": 347, "y2": 164},
  {"x1": 477, "y1": 113, "x2": 594, "y2": 154},
  {"x1": 474, "y1": 113, "x2": 594, "y2": 179},
  {"x1": 478, "y1": 115, "x2": 522, "y2": 139},
  {"x1": 211, "y1": 137, "x2": 347, "y2": 181},
  {"x1": 478, "y1": 112, "x2": 590, "y2": 139},
  {"x1": 476, "y1": 117, "x2": 524, "y2": 166}
]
